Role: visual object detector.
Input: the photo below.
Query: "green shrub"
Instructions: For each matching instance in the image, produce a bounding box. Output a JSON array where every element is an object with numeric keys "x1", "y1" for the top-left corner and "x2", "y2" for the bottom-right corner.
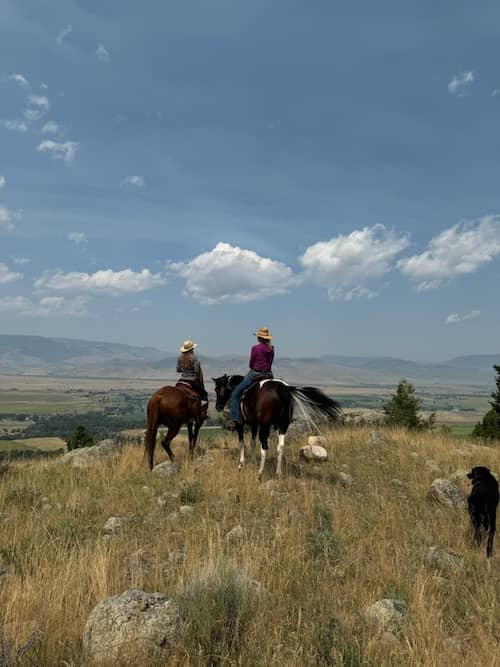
[
  {"x1": 314, "y1": 617, "x2": 366, "y2": 666},
  {"x1": 179, "y1": 481, "x2": 205, "y2": 504},
  {"x1": 177, "y1": 563, "x2": 258, "y2": 665},
  {"x1": 66, "y1": 425, "x2": 95, "y2": 451},
  {"x1": 305, "y1": 503, "x2": 341, "y2": 562}
]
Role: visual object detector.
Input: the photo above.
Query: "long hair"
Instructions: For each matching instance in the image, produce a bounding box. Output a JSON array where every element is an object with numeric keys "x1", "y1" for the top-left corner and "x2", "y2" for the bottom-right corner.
[
  {"x1": 257, "y1": 336, "x2": 273, "y2": 348},
  {"x1": 178, "y1": 349, "x2": 195, "y2": 370}
]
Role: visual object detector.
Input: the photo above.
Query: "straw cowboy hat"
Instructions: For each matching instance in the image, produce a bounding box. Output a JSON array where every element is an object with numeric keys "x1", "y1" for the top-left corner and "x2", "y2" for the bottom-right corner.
[
  {"x1": 180, "y1": 339, "x2": 198, "y2": 353},
  {"x1": 253, "y1": 326, "x2": 272, "y2": 340}
]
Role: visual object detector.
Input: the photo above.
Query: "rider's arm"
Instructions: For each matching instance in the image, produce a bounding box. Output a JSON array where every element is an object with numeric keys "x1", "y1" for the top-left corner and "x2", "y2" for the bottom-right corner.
[{"x1": 249, "y1": 345, "x2": 256, "y2": 370}]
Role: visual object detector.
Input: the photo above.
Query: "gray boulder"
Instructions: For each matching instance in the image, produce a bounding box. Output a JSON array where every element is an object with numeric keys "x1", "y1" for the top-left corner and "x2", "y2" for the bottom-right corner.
[
  {"x1": 337, "y1": 472, "x2": 353, "y2": 487},
  {"x1": 364, "y1": 599, "x2": 407, "y2": 633},
  {"x1": 369, "y1": 431, "x2": 389, "y2": 446},
  {"x1": 299, "y1": 444, "x2": 328, "y2": 462},
  {"x1": 427, "y1": 479, "x2": 467, "y2": 508},
  {"x1": 424, "y1": 545, "x2": 461, "y2": 571},
  {"x1": 61, "y1": 439, "x2": 123, "y2": 468},
  {"x1": 103, "y1": 516, "x2": 129, "y2": 536},
  {"x1": 83, "y1": 589, "x2": 178, "y2": 665},
  {"x1": 152, "y1": 461, "x2": 180, "y2": 477}
]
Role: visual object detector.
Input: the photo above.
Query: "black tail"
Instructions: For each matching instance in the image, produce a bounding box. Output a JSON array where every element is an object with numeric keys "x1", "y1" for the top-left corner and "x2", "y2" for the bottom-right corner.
[{"x1": 288, "y1": 386, "x2": 342, "y2": 423}]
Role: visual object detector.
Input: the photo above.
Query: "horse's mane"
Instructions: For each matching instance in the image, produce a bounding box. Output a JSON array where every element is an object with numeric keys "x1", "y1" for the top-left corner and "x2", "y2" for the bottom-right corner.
[{"x1": 228, "y1": 375, "x2": 244, "y2": 388}]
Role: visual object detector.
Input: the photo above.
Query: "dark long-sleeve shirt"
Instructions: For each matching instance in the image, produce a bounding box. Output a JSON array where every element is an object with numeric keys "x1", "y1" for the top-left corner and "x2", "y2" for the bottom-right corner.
[{"x1": 249, "y1": 343, "x2": 274, "y2": 372}]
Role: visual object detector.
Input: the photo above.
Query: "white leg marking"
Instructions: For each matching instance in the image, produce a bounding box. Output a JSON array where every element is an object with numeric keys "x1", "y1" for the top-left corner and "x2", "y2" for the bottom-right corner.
[
  {"x1": 238, "y1": 437, "x2": 245, "y2": 469},
  {"x1": 258, "y1": 447, "x2": 266, "y2": 478},
  {"x1": 276, "y1": 433, "x2": 285, "y2": 478}
]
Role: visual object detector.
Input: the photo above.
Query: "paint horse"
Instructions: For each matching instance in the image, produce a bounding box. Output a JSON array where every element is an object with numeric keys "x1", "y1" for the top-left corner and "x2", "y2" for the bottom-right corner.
[
  {"x1": 213, "y1": 374, "x2": 341, "y2": 477},
  {"x1": 144, "y1": 384, "x2": 207, "y2": 470}
]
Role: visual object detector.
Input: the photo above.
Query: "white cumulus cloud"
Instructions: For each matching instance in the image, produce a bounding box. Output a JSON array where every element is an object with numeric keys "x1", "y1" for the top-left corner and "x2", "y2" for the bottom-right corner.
[
  {"x1": 398, "y1": 215, "x2": 500, "y2": 290},
  {"x1": 11, "y1": 257, "x2": 31, "y2": 266},
  {"x1": 23, "y1": 95, "x2": 49, "y2": 121},
  {"x1": 96, "y1": 44, "x2": 110, "y2": 62},
  {"x1": 0, "y1": 206, "x2": 21, "y2": 230},
  {"x1": 122, "y1": 175, "x2": 145, "y2": 187},
  {"x1": 0, "y1": 263, "x2": 23, "y2": 284},
  {"x1": 445, "y1": 310, "x2": 480, "y2": 325},
  {"x1": 299, "y1": 224, "x2": 409, "y2": 301},
  {"x1": 2, "y1": 119, "x2": 28, "y2": 132},
  {"x1": 0, "y1": 176, "x2": 5, "y2": 189},
  {"x1": 448, "y1": 70, "x2": 475, "y2": 96},
  {"x1": 169, "y1": 242, "x2": 297, "y2": 304},
  {"x1": 0, "y1": 295, "x2": 88, "y2": 317},
  {"x1": 67, "y1": 232, "x2": 88, "y2": 247},
  {"x1": 41, "y1": 121, "x2": 61, "y2": 134},
  {"x1": 37, "y1": 140, "x2": 79, "y2": 163},
  {"x1": 57, "y1": 24, "x2": 72, "y2": 45},
  {"x1": 8, "y1": 73, "x2": 29, "y2": 88},
  {"x1": 34, "y1": 268, "x2": 165, "y2": 294}
]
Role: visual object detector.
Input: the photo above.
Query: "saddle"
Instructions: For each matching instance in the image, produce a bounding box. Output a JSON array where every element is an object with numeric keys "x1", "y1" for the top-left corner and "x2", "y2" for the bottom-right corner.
[
  {"x1": 240, "y1": 377, "x2": 288, "y2": 401},
  {"x1": 175, "y1": 382, "x2": 208, "y2": 419}
]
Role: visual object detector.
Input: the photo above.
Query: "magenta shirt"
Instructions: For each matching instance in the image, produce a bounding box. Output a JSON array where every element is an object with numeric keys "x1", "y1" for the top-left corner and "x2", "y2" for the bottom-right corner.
[{"x1": 249, "y1": 343, "x2": 274, "y2": 372}]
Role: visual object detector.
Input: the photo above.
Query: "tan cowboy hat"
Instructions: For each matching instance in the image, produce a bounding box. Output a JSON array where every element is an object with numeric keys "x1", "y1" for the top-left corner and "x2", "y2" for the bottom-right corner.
[
  {"x1": 180, "y1": 339, "x2": 198, "y2": 353},
  {"x1": 253, "y1": 326, "x2": 272, "y2": 340}
]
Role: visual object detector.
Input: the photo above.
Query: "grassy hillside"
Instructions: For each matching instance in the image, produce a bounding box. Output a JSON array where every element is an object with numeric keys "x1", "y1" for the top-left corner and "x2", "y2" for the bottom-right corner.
[{"x1": 0, "y1": 428, "x2": 499, "y2": 665}]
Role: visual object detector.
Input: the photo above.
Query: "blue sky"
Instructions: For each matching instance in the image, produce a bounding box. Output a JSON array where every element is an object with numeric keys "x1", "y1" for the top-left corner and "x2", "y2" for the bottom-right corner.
[{"x1": 1, "y1": 0, "x2": 500, "y2": 360}]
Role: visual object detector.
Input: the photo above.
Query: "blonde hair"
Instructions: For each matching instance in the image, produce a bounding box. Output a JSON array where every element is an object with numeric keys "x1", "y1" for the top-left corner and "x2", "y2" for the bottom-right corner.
[{"x1": 178, "y1": 349, "x2": 195, "y2": 370}]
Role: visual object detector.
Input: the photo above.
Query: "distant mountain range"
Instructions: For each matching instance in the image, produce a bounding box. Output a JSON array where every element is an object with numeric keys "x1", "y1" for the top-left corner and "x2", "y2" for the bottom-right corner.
[{"x1": 0, "y1": 334, "x2": 498, "y2": 390}]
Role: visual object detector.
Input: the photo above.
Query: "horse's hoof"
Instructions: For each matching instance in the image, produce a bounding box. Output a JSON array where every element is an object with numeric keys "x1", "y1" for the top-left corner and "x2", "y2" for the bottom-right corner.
[{"x1": 238, "y1": 463, "x2": 243, "y2": 470}]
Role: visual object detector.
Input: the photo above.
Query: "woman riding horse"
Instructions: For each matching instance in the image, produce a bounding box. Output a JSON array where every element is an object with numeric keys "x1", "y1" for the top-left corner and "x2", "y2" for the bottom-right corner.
[
  {"x1": 225, "y1": 326, "x2": 274, "y2": 430},
  {"x1": 144, "y1": 339, "x2": 208, "y2": 469},
  {"x1": 177, "y1": 339, "x2": 208, "y2": 405}
]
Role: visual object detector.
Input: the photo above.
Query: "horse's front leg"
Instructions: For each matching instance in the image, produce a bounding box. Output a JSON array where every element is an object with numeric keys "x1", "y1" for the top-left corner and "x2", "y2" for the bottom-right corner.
[{"x1": 237, "y1": 424, "x2": 245, "y2": 469}]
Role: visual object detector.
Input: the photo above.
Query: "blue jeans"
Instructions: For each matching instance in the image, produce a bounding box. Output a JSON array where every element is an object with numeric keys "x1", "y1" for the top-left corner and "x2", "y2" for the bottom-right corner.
[{"x1": 230, "y1": 370, "x2": 272, "y2": 420}]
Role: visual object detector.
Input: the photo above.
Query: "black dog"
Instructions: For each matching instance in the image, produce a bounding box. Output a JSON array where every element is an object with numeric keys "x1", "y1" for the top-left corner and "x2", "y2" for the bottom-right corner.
[{"x1": 467, "y1": 466, "x2": 499, "y2": 558}]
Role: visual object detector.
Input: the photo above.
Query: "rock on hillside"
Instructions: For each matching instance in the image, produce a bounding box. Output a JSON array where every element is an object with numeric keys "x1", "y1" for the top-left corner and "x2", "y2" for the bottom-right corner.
[
  {"x1": 83, "y1": 589, "x2": 178, "y2": 665},
  {"x1": 427, "y1": 479, "x2": 467, "y2": 508},
  {"x1": 61, "y1": 439, "x2": 124, "y2": 468}
]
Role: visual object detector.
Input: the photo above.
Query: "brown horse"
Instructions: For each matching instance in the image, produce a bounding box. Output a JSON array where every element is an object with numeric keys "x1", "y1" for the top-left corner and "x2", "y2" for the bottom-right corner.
[
  {"x1": 213, "y1": 374, "x2": 341, "y2": 477},
  {"x1": 144, "y1": 384, "x2": 207, "y2": 470}
]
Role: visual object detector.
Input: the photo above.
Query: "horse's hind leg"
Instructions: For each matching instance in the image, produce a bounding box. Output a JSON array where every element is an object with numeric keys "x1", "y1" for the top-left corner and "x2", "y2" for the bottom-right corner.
[
  {"x1": 250, "y1": 424, "x2": 258, "y2": 450},
  {"x1": 237, "y1": 423, "x2": 245, "y2": 469},
  {"x1": 188, "y1": 421, "x2": 200, "y2": 460},
  {"x1": 257, "y1": 423, "x2": 271, "y2": 479},
  {"x1": 161, "y1": 424, "x2": 180, "y2": 461},
  {"x1": 276, "y1": 431, "x2": 286, "y2": 478}
]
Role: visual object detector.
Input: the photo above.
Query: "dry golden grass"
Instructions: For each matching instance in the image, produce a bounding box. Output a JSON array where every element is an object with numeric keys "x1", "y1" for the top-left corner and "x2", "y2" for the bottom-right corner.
[{"x1": 0, "y1": 427, "x2": 499, "y2": 666}]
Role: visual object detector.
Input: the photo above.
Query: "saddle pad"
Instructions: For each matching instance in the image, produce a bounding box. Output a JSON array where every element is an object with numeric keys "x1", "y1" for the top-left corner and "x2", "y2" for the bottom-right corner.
[{"x1": 259, "y1": 378, "x2": 289, "y2": 388}]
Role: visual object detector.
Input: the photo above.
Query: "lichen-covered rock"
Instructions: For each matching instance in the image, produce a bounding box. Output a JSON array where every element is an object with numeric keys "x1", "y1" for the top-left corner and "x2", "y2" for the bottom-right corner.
[
  {"x1": 364, "y1": 599, "x2": 407, "y2": 633},
  {"x1": 152, "y1": 461, "x2": 180, "y2": 477},
  {"x1": 83, "y1": 589, "x2": 178, "y2": 665},
  {"x1": 299, "y1": 444, "x2": 328, "y2": 462},
  {"x1": 369, "y1": 431, "x2": 389, "y2": 446},
  {"x1": 61, "y1": 439, "x2": 124, "y2": 468},
  {"x1": 337, "y1": 472, "x2": 353, "y2": 487},
  {"x1": 427, "y1": 479, "x2": 467, "y2": 508},
  {"x1": 424, "y1": 545, "x2": 461, "y2": 571},
  {"x1": 103, "y1": 516, "x2": 129, "y2": 536}
]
